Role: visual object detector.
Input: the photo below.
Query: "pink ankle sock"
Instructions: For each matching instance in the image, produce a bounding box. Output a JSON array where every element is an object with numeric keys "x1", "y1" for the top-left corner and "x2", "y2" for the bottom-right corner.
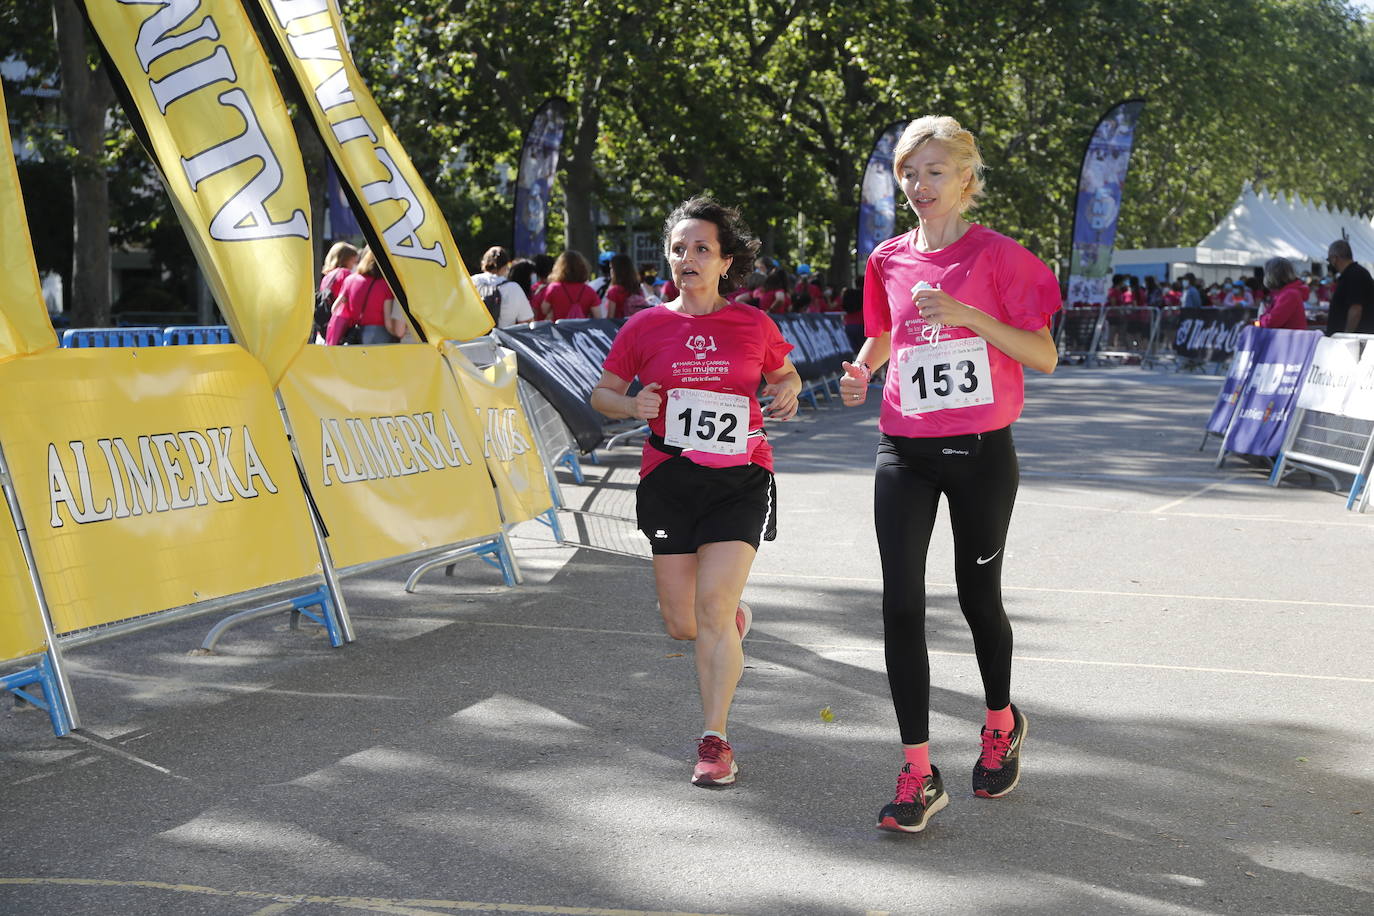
[
  {"x1": 986, "y1": 705, "x2": 1015, "y2": 733},
  {"x1": 901, "y1": 745, "x2": 931, "y2": 778}
]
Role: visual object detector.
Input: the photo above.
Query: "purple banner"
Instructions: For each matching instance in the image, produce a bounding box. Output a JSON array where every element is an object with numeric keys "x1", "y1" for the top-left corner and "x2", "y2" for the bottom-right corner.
[
  {"x1": 1067, "y1": 100, "x2": 1145, "y2": 306},
  {"x1": 1220, "y1": 328, "x2": 1322, "y2": 456},
  {"x1": 513, "y1": 98, "x2": 567, "y2": 258},
  {"x1": 1205, "y1": 324, "x2": 1260, "y2": 434},
  {"x1": 857, "y1": 121, "x2": 906, "y2": 269},
  {"x1": 325, "y1": 164, "x2": 362, "y2": 240}
]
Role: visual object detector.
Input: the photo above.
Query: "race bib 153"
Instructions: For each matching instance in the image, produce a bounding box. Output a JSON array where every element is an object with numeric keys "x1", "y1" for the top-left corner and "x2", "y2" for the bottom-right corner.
[{"x1": 897, "y1": 337, "x2": 994, "y2": 414}]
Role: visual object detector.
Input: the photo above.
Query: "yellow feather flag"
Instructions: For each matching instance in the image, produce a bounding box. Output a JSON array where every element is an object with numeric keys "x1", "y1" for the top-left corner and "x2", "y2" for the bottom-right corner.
[
  {"x1": 77, "y1": 0, "x2": 313, "y2": 385},
  {"x1": 250, "y1": 0, "x2": 493, "y2": 343},
  {"x1": 0, "y1": 83, "x2": 59, "y2": 364}
]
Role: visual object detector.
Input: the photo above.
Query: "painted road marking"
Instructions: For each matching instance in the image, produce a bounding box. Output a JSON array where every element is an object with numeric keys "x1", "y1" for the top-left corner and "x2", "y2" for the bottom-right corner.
[
  {"x1": 64, "y1": 732, "x2": 187, "y2": 780},
  {"x1": 0, "y1": 877, "x2": 749, "y2": 916},
  {"x1": 1147, "y1": 475, "x2": 1244, "y2": 513}
]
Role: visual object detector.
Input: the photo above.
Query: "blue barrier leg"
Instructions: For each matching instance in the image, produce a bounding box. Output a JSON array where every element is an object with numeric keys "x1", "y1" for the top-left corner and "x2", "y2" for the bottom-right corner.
[
  {"x1": 2, "y1": 655, "x2": 75, "y2": 737},
  {"x1": 1347, "y1": 474, "x2": 1366, "y2": 510},
  {"x1": 1268, "y1": 456, "x2": 1285, "y2": 486},
  {"x1": 473, "y1": 539, "x2": 518, "y2": 587},
  {"x1": 289, "y1": 587, "x2": 342, "y2": 647},
  {"x1": 558, "y1": 452, "x2": 585, "y2": 484},
  {"x1": 536, "y1": 507, "x2": 565, "y2": 543}
]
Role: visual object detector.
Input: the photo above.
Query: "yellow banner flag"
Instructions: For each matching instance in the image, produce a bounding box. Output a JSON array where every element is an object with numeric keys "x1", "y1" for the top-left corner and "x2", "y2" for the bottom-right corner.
[
  {"x1": 0, "y1": 82, "x2": 58, "y2": 363},
  {"x1": 277, "y1": 345, "x2": 502, "y2": 568},
  {"x1": 443, "y1": 344, "x2": 554, "y2": 525},
  {"x1": 0, "y1": 346, "x2": 322, "y2": 635},
  {"x1": 78, "y1": 0, "x2": 313, "y2": 385},
  {"x1": 250, "y1": 0, "x2": 493, "y2": 343},
  {"x1": 0, "y1": 519, "x2": 47, "y2": 665}
]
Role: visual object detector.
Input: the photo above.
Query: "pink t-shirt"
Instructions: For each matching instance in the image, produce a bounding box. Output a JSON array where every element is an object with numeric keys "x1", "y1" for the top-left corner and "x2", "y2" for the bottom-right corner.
[
  {"x1": 863, "y1": 224, "x2": 1061, "y2": 438},
  {"x1": 320, "y1": 266, "x2": 351, "y2": 298},
  {"x1": 536, "y1": 281, "x2": 598, "y2": 320},
  {"x1": 349, "y1": 272, "x2": 395, "y2": 323},
  {"x1": 754, "y1": 288, "x2": 788, "y2": 313},
  {"x1": 602, "y1": 284, "x2": 630, "y2": 319},
  {"x1": 603, "y1": 303, "x2": 794, "y2": 476}
]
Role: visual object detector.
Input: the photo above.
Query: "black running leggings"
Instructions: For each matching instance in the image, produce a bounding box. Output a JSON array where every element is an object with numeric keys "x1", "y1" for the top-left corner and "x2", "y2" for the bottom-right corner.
[{"x1": 874, "y1": 426, "x2": 1018, "y2": 745}]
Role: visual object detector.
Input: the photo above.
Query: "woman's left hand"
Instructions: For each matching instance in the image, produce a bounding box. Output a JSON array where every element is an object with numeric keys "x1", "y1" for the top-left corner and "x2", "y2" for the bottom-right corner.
[
  {"x1": 913, "y1": 287, "x2": 980, "y2": 329},
  {"x1": 762, "y1": 379, "x2": 800, "y2": 420}
]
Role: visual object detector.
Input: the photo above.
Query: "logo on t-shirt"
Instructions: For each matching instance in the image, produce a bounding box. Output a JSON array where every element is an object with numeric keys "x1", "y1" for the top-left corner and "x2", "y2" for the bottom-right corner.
[{"x1": 685, "y1": 334, "x2": 718, "y2": 360}]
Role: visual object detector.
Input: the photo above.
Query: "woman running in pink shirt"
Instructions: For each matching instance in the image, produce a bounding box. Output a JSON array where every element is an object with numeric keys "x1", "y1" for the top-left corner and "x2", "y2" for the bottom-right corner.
[{"x1": 839, "y1": 116, "x2": 1061, "y2": 833}]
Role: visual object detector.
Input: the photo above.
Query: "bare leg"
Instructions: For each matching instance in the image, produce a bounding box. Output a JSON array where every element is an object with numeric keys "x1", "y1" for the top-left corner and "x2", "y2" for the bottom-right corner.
[
  {"x1": 692, "y1": 540, "x2": 757, "y2": 735},
  {"x1": 652, "y1": 554, "x2": 698, "y2": 640}
]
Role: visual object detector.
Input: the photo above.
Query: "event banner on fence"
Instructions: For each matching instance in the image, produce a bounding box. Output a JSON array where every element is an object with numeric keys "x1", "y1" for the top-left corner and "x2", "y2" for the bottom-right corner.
[
  {"x1": 1178, "y1": 307, "x2": 1253, "y2": 365},
  {"x1": 0, "y1": 347, "x2": 322, "y2": 635},
  {"x1": 1205, "y1": 324, "x2": 1258, "y2": 435},
  {"x1": 1221, "y1": 328, "x2": 1322, "y2": 456},
  {"x1": 442, "y1": 345, "x2": 553, "y2": 525},
  {"x1": 1067, "y1": 100, "x2": 1145, "y2": 305},
  {"x1": 250, "y1": 0, "x2": 492, "y2": 343},
  {"x1": 277, "y1": 345, "x2": 502, "y2": 568},
  {"x1": 1297, "y1": 337, "x2": 1363, "y2": 415},
  {"x1": 0, "y1": 83, "x2": 58, "y2": 363},
  {"x1": 774, "y1": 313, "x2": 850, "y2": 381},
  {"x1": 77, "y1": 0, "x2": 313, "y2": 385},
  {"x1": 1343, "y1": 341, "x2": 1374, "y2": 421},
  {"x1": 514, "y1": 99, "x2": 567, "y2": 258},
  {"x1": 857, "y1": 121, "x2": 906, "y2": 268},
  {"x1": 0, "y1": 519, "x2": 47, "y2": 665},
  {"x1": 496, "y1": 324, "x2": 607, "y2": 453}
]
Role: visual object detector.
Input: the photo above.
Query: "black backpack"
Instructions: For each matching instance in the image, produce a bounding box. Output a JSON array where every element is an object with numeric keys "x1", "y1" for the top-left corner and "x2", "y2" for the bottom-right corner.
[
  {"x1": 479, "y1": 277, "x2": 510, "y2": 322},
  {"x1": 313, "y1": 287, "x2": 334, "y2": 338}
]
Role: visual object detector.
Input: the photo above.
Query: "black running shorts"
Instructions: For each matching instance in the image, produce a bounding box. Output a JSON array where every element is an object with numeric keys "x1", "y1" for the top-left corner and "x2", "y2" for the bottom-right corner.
[{"x1": 636, "y1": 458, "x2": 777, "y2": 555}]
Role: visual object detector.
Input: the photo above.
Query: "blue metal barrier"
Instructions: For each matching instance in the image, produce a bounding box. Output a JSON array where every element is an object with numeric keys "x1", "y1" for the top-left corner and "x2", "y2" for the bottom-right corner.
[
  {"x1": 162, "y1": 325, "x2": 234, "y2": 345},
  {"x1": 61, "y1": 327, "x2": 163, "y2": 348}
]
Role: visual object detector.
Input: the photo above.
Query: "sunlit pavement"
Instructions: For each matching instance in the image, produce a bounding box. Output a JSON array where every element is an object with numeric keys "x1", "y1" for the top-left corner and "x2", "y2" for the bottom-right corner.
[{"x1": 2, "y1": 366, "x2": 1371, "y2": 915}]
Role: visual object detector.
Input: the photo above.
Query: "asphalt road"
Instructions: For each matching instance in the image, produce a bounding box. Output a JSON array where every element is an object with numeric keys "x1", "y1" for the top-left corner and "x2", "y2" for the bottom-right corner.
[{"x1": 2, "y1": 366, "x2": 1371, "y2": 916}]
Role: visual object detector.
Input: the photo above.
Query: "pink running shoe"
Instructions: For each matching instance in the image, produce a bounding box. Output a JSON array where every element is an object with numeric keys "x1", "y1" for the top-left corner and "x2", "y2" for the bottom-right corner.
[
  {"x1": 736, "y1": 600, "x2": 753, "y2": 641},
  {"x1": 691, "y1": 735, "x2": 738, "y2": 787}
]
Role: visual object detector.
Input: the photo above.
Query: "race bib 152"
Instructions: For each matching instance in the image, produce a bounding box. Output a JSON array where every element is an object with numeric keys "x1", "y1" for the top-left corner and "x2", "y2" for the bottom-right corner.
[{"x1": 663, "y1": 388, "x2": 750, "y2": 454}]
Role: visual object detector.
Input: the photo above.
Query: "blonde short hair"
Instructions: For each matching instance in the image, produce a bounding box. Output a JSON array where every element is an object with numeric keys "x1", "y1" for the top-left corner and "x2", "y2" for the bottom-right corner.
[{"x1": 893, "y1": 116, "x2": 986, "y2": 213}]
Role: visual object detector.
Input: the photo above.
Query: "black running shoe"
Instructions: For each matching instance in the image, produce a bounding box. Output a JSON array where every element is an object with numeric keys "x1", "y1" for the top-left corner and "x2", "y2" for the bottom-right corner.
[
  {"x1": 972, "y1": 703, "x2": 1027, "y2": 798},
  {"x1": 876, "y1": 763, "x2": 949, "y2": 833}
]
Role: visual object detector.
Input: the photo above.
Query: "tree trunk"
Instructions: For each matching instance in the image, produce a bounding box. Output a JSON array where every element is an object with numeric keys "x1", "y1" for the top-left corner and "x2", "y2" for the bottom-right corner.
[
  {"x1": 53, "y1": 0, "x2": 115, "y2": 327},
  {"x1": 828, "y1": 152, "x2": 860, "y2": 288},
  {"x1": 562, "y1": 79, "x2": 601, "y2": 259}
]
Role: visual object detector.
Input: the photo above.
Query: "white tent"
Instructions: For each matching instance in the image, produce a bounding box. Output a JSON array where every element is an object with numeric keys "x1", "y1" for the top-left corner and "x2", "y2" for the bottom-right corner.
[{"x1": 1113, "y1": 187, "x2": 1374, "y2": 284}]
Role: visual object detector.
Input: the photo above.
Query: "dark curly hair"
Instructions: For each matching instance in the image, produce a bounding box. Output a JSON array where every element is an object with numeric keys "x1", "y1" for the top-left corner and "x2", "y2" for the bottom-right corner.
[{"x1": 662, "y1": 196, "x2": 761, "y2": 293}]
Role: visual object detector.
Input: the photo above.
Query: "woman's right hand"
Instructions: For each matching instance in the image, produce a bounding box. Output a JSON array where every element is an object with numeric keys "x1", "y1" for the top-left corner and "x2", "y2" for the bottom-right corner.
[
  {"x1": 839, "y1": 361, "x2": 870, "y2": 406},
  {"x1": 633, "y1": 382, "x2": 662, "y2": 420}
]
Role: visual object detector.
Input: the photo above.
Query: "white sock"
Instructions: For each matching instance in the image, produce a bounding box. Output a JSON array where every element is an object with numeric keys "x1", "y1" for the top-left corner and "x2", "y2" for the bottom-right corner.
[{"x1": 701, "y1": 729, "x2": 727, "y2": 742}]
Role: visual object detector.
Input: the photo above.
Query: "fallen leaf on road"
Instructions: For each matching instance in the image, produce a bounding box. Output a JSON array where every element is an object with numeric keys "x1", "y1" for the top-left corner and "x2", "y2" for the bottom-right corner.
[
  {"x1": 665, "y1": 653, "x2": 683, "y2": 658},
  {"x1": 820, "y1": 706, "x2": 835, "y2": 723}
]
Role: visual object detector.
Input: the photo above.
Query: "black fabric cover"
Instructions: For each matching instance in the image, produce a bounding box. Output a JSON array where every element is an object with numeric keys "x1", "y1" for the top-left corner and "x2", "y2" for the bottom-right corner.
[{"x1": 495, "y1": 323, "x2": 607, "y2": 453}]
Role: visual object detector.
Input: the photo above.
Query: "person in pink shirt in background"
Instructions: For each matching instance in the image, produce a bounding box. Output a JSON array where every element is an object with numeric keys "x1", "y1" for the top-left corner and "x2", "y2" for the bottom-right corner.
[
  {"x1": 325, "y1": 247, "x2": 399, "y2": 345},
  {"x1": 1257, "y1": 257, "x2": 1309, "y2": 329},
  {"x1": 839, "y1": 115, "x2": 1060, "y2": 834},
  {"x1": 794, "y1": 265, "x2": 826, "y2": 312},
  {"x1": 754, "y1": 267, "x2": 789, "y2": 314},
  {"x1": 532, "y1": 250, "x2": 600, "y2": 320}
]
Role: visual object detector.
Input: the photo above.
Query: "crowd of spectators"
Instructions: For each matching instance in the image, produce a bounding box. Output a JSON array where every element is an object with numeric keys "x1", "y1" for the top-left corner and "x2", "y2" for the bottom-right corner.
[{"x1": 1098, "y1": 237, "x2": 1374, "y2": 335}]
